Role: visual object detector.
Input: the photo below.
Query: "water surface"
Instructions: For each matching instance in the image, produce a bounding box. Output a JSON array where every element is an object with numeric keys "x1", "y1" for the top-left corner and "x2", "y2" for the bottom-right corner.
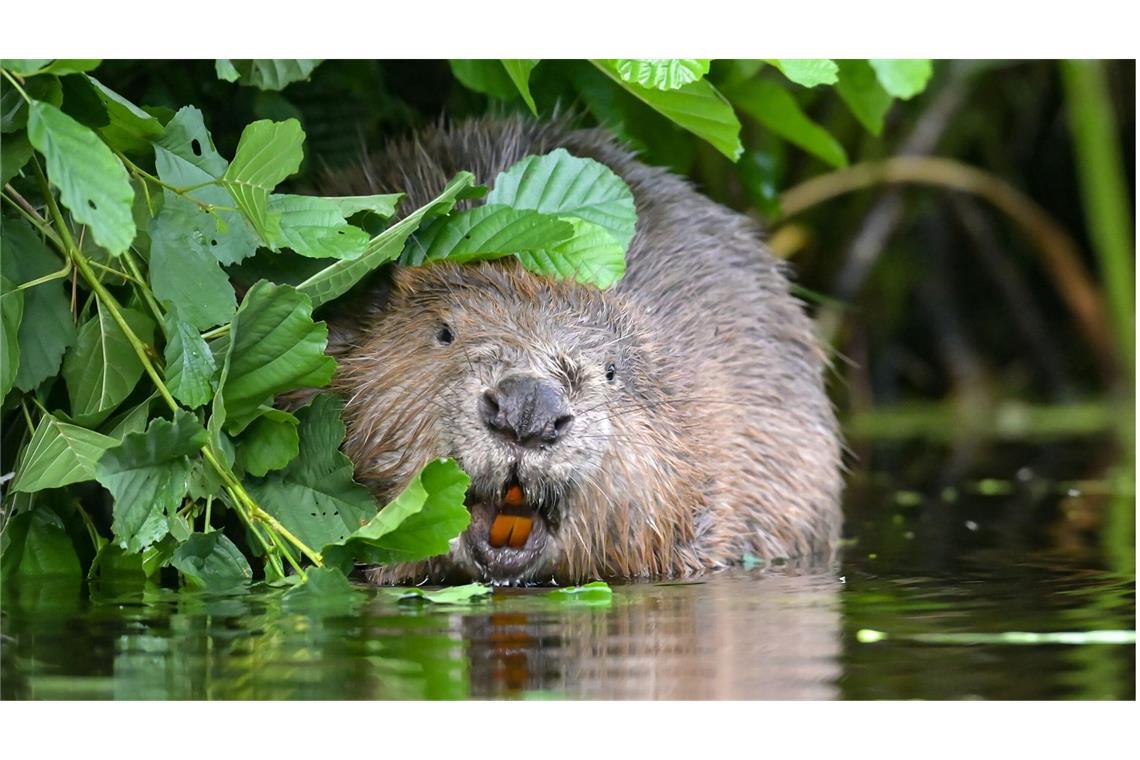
[{"x1": 2, "y1": 436, "x2": 1134, "y2": 699}]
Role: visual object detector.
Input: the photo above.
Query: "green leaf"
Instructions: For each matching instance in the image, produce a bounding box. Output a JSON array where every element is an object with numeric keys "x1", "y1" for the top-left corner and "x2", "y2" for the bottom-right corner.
[
  {"x1": 835, "y1": 60, "x2": 894, "y2": 135},
  {"x1": 247, "y1": 395, "x2": 378, "y2": 551},
  {"x1": 1, "y1": 507, "x2": 82, "y2": 579},
  {"x1": 235, "y1": 408, "x2": 299, "y2": 477},
  {"x1": 2, "y1": 215, "x2": 90, "y2": 393},
  {"x1": 770, "y1": 59, "x2": 839, "y2": 88},
  {"x1": 163, "y1": 312, "x2": 217, "y2": 408},
  {"x1": 593, "y1": 61, "x2": 742, "y2": 160},
  {"x1": 485, "y1": 147, "x2": 638, "y2": 249},
  {"x1": 148, "y1": 195, "x2": 238, "y2": 330},
  {"x1": 62, "y1": 304, "x2": 155, "y2": 421},
  {"x1": 725, "y1": 78, "x2": 848, "y2": 168},
  {"x1": 26, "y1": 101, "x2": 136, "y2": 255},
  {"x1": 215, "y1": 59, "x2": 240, "y2": 82},
  {"x1": 2, "y1": 74, "x2": 61, "y2": 134},
  {"x1": 84, "y1": 76, "x2": 162, "y2": 154},
  {"x1": 265, "y1": 194, "x2": 370, "y2": 259},
  {"x1": 321, "y1": 194, "x2": 403, "y2": 219},
  {"x1": 103, "y1": 395, "x2": 156, "y2": 440},
  {"x1": 1, "y1": 59, "x2": 54, "y2": 75},
  {"x1": 869, "y1": 59, "x2": 933, "y2": 100},
  {"x1": 449, "y1": 60, "x2": 518, "y2": 100},
  {"x1": 170, "y1": 532, "x2": 253, "y2": 590},
  {"x1": 325, "y1": 458, "x2": 470, "y2": 566},
  {"x1": 216, "y1": 60, "x2": 321, "y2": 90},
  {"x1": 515, "y1": 217, "x2": 626, "y2": 289},
  {"x1": 11, "y1": 413, "x2": 118, "y2": 492},
  {"x1": 97, "y1": 410, "x2": 208, "y2": 553},
  {"x1": 603, "y1": 59, "x2": 711, "y2": 90},
  {"x1": 403, "y1": 205, "x2": 574, "y2": 265},
  {"x1": 546, "y1": 580, "x2": 613, "y2": 602},
  {"x1": 151, "y1": 107, "x2": 261, "y2": 268},
  {"x1": 0, "y1": 274, "x2": 22, "y2": 399},
  {"x1": 1, "y1": 130, "x2": 33, "y2": 183},
  {"x1": 500, "y1": 59, "x2": 539, "y2": 114},
  {"x1": 220, "y1": 119, "x2": 305, "y2": 243},
  {"x1": 215, "y1": 281, "x2": 335, "y2": 434},
  {"x1": 282, "y1": 565, "x2": 362, "y2": 611},
  {"x1": 386, "y1": 583, "x2": 491, "y2": 604},
  {"x1": 297, "y1": 171, "x2": 477, "y2": 308},
  {"x1": 7, "y1": 59, "x2": 101, "y2": 76}
]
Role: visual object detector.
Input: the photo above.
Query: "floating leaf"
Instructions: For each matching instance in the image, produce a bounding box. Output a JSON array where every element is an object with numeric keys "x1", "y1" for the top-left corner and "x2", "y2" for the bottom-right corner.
[
  {"x1": 97, "y1": 410, "x2": 208, "y2": 554},
  {"x1": 546, "y1": 580, "x2": 613, "y2": 602},
  {"x1": 62, "y1": 304, "x2": 154, "y2": 422},
  {"x1": 163, "y1": 311, "x2": 217, "y2": 408},
  {"x1": 171, "y1": 532, "x2": 252, "y2": 590},
  {"x1": 836, "y1": 59, "x2": 894, "y2": 135},
  {"x1": 214, "y1": 281, "x2": 335, "y2": 434},
  {"x1": 297, "y1": 171, "x2": 477, "y2": 308},
  {"x1": 603, "y1": 59, "x2": 710, "y2": 90},
  {"x1": 27, "y1": 101, "x2": 135, "y2": 255},
  {"x1": 593, "y1": 61, "x2": 742, "y2": 160},
  {"x1": 770, "y1": 59, "x2": 839, "y2": 88},
  {"x1": 486, "y1": 148, "x2": 637, "y2": 249},
  {"x1": 11, "y1": 413, "x2": 118, "y2": 493},
  {"x1": 725, "y1": 78, "x2": 848, "y2": 168},
  {"x1": 386, "y1": 583, "x2": 491, "y2": 604},
  {"x1": 869, "y1": 59, "x2": 933, "y2": 100}
]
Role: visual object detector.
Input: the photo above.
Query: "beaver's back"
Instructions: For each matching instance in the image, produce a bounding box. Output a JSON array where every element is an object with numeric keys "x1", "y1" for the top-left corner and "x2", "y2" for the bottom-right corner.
[{"x1": 327, "y1": 117, "x2": 842, "y2": 563}]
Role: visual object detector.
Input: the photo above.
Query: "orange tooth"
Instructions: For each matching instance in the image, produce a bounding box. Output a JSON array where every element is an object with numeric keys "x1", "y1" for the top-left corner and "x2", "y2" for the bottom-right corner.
[
  {"x1": 508, "y1": 516, "x2": 533, "y2": 548},
  {"x1": 504, "y1": 484, "x2": 525, "y2": 507},
  {"x1": 489, "y1": 515, "x2": 515, "y2": 548}
]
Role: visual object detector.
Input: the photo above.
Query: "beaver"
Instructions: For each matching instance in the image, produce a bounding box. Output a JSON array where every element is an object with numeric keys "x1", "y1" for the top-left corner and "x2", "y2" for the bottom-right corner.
[{"x1": 320, "y1": 117, "x2": 843, "y2": 585}]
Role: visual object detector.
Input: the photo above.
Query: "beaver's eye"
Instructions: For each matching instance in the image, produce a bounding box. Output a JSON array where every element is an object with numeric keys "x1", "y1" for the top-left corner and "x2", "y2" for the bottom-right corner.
[
  {"x1": 436, "y1": 325, "x2": 454, "y2": 345},
  {"x1": 605, "y1": 363, "x2": 616, "y2": 382}
]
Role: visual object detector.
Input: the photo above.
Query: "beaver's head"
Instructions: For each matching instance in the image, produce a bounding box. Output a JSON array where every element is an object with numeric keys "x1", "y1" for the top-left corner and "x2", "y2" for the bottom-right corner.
[{"x1": 335, "y1": 260, "x2": 702, "y2": 585}]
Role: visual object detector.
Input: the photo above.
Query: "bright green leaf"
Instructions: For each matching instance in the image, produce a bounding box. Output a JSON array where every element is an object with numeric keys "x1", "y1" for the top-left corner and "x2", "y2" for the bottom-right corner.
[
  {"x1": 500, "y1": 59, "x2": 539, "y2": 114},
  {"x1": 770, "y1": 59, "x2": 839, "y2": 88},
  {"x1": 725, "y1": 78, "x2": 848, "y2": 168},
  {"x1": 248, "y1": 395, "x2": 378, "y2": 551},
  {"x1": 215, "y1": 60, "x2": 240, "y2": 82},
  {"x1": 266, "y1": 194, "x2": 370, "y2": 259},
  {"x1": 386, "y1": 583, "x2": 491, "y2": 604},
  {"x1": 2, "y1": 74, "x2": 62, "y2": 134},
  {"x1": 297, "y1": 172, "x2": 476, "y2": 308},
  {"x1": 486, "y1": 147, "x2": 637, "y2": 249},
  {"x1": 836, "y1": 59, "x2": 894, "y2": 135},
  {"x1": 84, "y1": 76, "x2": 162, "y2": 155},
  {"x1": 869, "y1": 59, "x2": 934, "y2": 100},
  {"x1": 593, "y1": 60, "x2": 742, "y2": 160},
  {"x1": 27, "y1": 101, "x2": 136, "y2": 255},
  {"x1": 11, "y1": 413, "x2": 118, "y2": 492},
  {"x1": 403, "y1": 205, "x2": 574, "y2": 265},
  {"x1": 215, "y1": 281, "x2": 335, "y2": 434},
  {"x1": 97, "y1": 410, "x2": 208, "y2": 554},
  {"x1": 516, "y1": 217, "x2": 626, "y2": 289},
  {"x1": 171, "y1": 532, "x2": 252, "y2": 590},
  {"x1": 1, "y1": 59, "x2": 54, "y2": 75},
  {"x1": 325, "y1": 457, "x2": 470, "y2": 566},
  {"x1": 235, "y1": 408, "x2": 299, "y2": 477},
  {"x1": 546, "y1": 580, "x2": 613, "y2": 602},
  {"x1": 62, "y1": 304, "x2": 155, "y2": 421},
  {"x1": 604, "y1": 59, "x2": 711, "y2": 90},
  {"x1": 221, "y1": 119, "x2": 305, "y2": 243},
  {"x1": 163, "y1": 311, "x2": 217, "y2": 408}
]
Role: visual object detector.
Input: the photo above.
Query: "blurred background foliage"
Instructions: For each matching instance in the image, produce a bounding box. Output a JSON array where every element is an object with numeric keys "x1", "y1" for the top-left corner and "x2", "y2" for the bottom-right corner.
[{"x1": 31, "y1": 59, "x2": 1139, "y2": 437}]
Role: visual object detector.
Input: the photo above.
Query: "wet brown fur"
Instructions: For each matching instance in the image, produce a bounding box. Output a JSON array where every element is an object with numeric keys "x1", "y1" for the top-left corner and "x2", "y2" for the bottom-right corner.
[{"x1": 321, "y1": 117, "x2": 843, "y2": 584}]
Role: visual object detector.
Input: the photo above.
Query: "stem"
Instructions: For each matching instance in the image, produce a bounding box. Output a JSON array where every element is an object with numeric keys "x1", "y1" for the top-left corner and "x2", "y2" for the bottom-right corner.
[
  {"x1": 86, "y1": 259, "x2": 138, "y2": 285},
  {"x1": 14, "y1": 259, "x2": 71, "y2": 291},
  {"x1": 73, "y1": 501, "x2": 103, "y2": 552},
  {"x1": 34, "y1": 161, "x2": 325, "y2": 570},
  {"x1": 122, "y1": 251, "x2": 165, "y2": 325},
  {"x1": 2, "y1": 186, "x2": 65, "y2": 252},
  {"x1": 204, "y1": 495, "x2": 213, "y2": 532},
  {"x1": 1, "y1": 69, "x2": 31, "y2": 102},
  {"x1": 201, "y1": 324, "x2": 230, "y2": 341},
  {"x1": 1060, "y1": 60, "x2": 1135, "y2": 377}
]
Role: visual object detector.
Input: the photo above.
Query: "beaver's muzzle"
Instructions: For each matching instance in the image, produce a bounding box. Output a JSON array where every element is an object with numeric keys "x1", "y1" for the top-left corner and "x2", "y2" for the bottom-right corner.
[{"x1": 480, "y1": 373, "x2": 574, "y2": 448}]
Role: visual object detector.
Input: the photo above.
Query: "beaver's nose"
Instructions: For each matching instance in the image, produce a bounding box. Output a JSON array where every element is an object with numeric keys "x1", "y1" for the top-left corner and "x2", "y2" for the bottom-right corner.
[{"x1": 481, "y1": 374, "x2": 574, "y2": 447}]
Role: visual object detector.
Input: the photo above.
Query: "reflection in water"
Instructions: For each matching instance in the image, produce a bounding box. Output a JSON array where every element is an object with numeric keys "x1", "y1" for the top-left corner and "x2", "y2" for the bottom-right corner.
[{"x1": 1, "y1": 436, "x2": 1134, "y2": 699}]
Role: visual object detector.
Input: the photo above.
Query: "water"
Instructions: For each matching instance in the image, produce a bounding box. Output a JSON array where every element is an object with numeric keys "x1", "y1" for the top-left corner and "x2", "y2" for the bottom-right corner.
[{"x1": 2, "y1": 436, "x2": 1134, "y2": 699}]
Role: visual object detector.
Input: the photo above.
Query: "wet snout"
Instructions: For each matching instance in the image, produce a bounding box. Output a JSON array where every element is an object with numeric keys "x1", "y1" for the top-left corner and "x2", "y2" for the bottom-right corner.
[{"x1": 480, "y1": 373, "x2": 574, "y2": 447}]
